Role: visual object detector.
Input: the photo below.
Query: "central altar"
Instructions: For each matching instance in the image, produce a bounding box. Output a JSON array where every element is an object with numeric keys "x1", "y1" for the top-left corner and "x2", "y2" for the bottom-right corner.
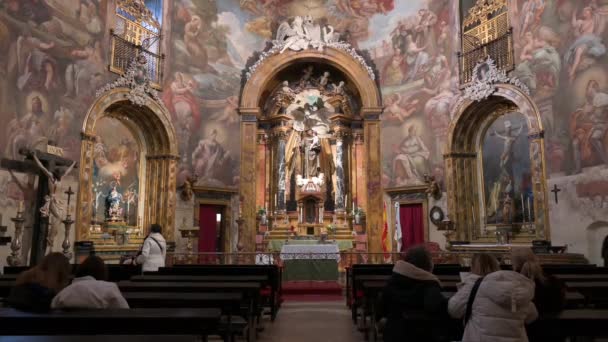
[{"x1": 280, "y1": 243, "x2": 340, "y2": 281}]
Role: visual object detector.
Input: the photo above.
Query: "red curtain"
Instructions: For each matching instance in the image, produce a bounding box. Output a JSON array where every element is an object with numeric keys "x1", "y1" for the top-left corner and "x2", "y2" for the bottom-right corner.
[
  {"x1": 400, "y1": 203, "x2": 424, "y2": 251},
  {"x1": 198, "y1": 205, "x2": 220, "y2": 255}
]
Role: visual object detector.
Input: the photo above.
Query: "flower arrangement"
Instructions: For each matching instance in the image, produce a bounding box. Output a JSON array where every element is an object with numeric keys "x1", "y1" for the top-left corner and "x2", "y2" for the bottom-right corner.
[
  {"x1": 257, "y1": 207, "x2": 267, "y2": 216},
  {"x1": 326, "y1": 224, "x2": 336, "y2": 235},
  {"x1": 351, "y1": 207, "x2": 365, "y2": 216}
]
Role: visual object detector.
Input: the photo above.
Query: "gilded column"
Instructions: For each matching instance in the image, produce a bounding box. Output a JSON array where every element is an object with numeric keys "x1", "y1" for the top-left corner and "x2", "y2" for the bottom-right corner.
[
  {"x1": 353, "y1": 130, "x2": 365, "y2": 211},
  {"x1": 239, "y1": 108, "x2": 259, "y2": 252},
  {"x1": 256, "y1": 131, "x2": 268, "y2": 210},
  {"x1": 270, "y1": 119, "x2": 291, "y2": 213},
  {"x1": 75, "y1": 132, "x2": 97, "y2": 241},
  {"x1": 362, "y1": 107, "x2": 383, "y2": 255},
  {"x1": 528, "y1": 130, "x2": 549, "y2": 240}
]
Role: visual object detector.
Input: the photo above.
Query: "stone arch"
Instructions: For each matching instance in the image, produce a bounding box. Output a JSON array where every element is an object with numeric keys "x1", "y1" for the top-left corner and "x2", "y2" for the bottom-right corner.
[
  {"x1": 444, "y1": 84, "x2": 550, "y2": 241},
  {"x1": 586, "y1": 221, "x2": 608, "y2": 265},
  {"x1": 238, "y1": 47, "x2": 383, "y2": 252},
  {"x1": 75, "y1": 88, "x2": 179, "y2": 242}
]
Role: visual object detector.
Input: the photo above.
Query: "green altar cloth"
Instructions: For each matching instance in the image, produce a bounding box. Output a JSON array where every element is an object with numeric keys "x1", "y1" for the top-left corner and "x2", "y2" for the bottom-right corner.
[
  {"x1": 282, "y1": 260, "x2": 339, "y2": 281},
  {"x1": 267, "y1": 239, "x2": 353, "y2": 252}
]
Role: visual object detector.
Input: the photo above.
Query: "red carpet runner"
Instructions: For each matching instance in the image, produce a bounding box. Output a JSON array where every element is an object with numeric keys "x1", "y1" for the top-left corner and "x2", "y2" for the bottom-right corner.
[{"x1": 282, "y1": 281, "x2": 343, "y2": 302}]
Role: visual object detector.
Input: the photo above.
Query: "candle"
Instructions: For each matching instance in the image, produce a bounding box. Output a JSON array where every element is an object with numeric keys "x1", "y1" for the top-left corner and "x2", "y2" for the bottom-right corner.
[
  {"x1": 239, "y1": 201, "x2": 242, "y2": 216},
  {"x1": 471, "y1": 206, "x2": 475, "y2": 227},
  {"x1": 275, "y1": 194, "x2": 277, "y2": 207},
  {"x1": 17, "y1": 201, "x2": 24, "y2": 213},
  {"x1": 521, "y1": 194, "x2": 525, "y2": 223},
  {"x1": 528, "y1": 196, "x2": 532, "y2": 222},
  {"x1": 344, "y1": 195, "x2": 348, "y2": 207}
]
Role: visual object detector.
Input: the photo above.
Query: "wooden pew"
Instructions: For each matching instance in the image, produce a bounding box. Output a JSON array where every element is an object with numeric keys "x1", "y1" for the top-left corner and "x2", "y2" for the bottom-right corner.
[
  {"x1": 131, "y1": 275, "x2": 268, "y2": 283},
  {"x1": 123, "y1": 292, "x2": 246, "y2": 342},
  {"x1": 118, "y1": 281, "x2": 261, "y2": 342},
  {"x1": 156, "y1": 265, "x2": 281, "y2": 321},
  {"x1": 0, "y1": 307, "x2": 222, "y2": 341}
]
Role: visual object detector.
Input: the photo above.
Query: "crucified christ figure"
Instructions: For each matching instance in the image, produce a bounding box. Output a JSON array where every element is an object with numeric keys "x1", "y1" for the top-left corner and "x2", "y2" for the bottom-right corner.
[{"x1": 32, "y1": 152, "x2": 76, "y2": 251}]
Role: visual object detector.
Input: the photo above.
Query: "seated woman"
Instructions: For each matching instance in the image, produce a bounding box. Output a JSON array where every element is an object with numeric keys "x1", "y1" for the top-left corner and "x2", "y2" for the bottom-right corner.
[
  {"x1": 7, "y1": 252, "x2": 71, "y2": 312},
  {"x1": 511, "y1": 247, "x2": 566, "y2": 342},
  {"x1": 448, "y1": 252, "x2": 538, "y2": 342},
  {"x1": 379, "y1": 245, "x2": 448, "y2": 342},
  {"x1": 51, "y1": 255, "x2": 128, "y2": 309}
]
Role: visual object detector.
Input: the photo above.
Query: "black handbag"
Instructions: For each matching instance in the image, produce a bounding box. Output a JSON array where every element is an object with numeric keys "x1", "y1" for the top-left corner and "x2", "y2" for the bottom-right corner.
[{"x1": 464, "y1": 277, "x2": 484, "y2": 326}]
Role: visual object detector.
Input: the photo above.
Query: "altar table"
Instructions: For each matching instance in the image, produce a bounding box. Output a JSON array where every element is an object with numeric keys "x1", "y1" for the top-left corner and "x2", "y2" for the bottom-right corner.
[
  {"x1": 268, "y1": 239, "x2": 353, "y2": 252},
  {"x1": 280, "y1": 244, "x2": 340, "y2": 281}
]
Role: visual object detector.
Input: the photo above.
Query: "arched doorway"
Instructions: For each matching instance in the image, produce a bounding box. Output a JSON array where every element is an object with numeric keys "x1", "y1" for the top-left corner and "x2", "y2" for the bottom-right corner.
[
  {"x1": 239, "y1": 47, "x2": 382, "y2": 252},
  {"x1": 445, "y1": 83, "x2": 550, "y2": 242},
  {"x1": 75, "y1": 87, "x2": 179, "y2": 244}
]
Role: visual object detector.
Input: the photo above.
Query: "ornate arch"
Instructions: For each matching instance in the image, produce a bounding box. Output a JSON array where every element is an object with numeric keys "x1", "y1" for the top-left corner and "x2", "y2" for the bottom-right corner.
[
  {"x1": 75, "y1": 87, "x2": 179, "y2": 242},
  {"x1": 445, "y1": 84, "x2": 550, "y2": 242},
  {"x1": 238, "y1": 47, "x2": 383, "y2": 252}
]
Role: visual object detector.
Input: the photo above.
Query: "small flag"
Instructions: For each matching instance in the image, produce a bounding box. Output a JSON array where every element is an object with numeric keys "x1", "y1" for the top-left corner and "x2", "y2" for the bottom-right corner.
[
  {"x1": 394, "y1": 202, "x2": 402, "y2": 253},
  {"x1": 381, "y1": 201, "x2": 390, "y2": 263}
]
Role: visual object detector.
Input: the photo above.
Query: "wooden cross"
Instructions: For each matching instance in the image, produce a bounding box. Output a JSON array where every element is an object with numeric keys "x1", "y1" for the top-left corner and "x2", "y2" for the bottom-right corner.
[
  {"x1": 551, "y1": 184, "x2": 561, "y2": 204},
  {"x1": 0, "y1": 147, "x2": 77, "y2": 264}
]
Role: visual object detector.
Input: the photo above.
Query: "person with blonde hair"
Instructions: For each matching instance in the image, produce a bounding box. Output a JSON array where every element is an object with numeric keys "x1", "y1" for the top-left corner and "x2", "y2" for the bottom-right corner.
[
  {"x1": 471, "y1": 253, "x2": 500, "y2": 276},
  {"x1": 448, "y1": 250, "x2": 537, "y2": 342},
  {"x1": 511, "y1": 247, "x2": 565, "y2": 314},
  {"x1": 7, "y1": 253, "x2": 71, "y2": 312}
]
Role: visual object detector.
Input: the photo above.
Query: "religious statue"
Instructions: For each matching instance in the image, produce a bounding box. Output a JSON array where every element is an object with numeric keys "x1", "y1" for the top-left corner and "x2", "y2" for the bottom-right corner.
[
  {"x1": 275, "y1": 16, "x2": 340, "y2": 54},
  {"x1": 105, "y1": 186, "x2": 124, "y2": 222},
  {"x1": 179, "y1": 174, "x2": 198, "y2": 202},
  {"x1": 502, "y1": 194, "x2": 513, "y2": 224},
  {"x1": 392, "y1": 125, "x2": 430, "y2": 185},
  {"x1": 32, "y1": 151, "x2": 76, "y2": 251},
  {"x1": 305, "y1": 129, "x2": 321, "y2": 178}
]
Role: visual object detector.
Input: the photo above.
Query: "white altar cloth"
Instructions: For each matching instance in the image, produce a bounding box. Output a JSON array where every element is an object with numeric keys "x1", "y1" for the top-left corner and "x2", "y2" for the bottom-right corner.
[{"x1": 280, "y1": 244, "x2": 340, "y2": 261}]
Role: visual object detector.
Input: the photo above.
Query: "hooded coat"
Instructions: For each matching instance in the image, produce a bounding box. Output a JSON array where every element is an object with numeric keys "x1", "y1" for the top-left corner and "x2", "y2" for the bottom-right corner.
[
  {"x1": 448, "y1": 271, "x2": 538, "y2": 342},
  {"x1": 379, "y1": 260, "x2": 449, "y2": 342}
]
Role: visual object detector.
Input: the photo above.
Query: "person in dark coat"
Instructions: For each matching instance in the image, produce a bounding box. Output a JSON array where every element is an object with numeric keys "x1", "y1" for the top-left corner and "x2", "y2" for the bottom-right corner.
[
  {"x1": 7, "y1": 252, "x2": 71, "y2": 312},
  {"x1": 379, "y1": 245, "x2": 449, "y2": 342}
]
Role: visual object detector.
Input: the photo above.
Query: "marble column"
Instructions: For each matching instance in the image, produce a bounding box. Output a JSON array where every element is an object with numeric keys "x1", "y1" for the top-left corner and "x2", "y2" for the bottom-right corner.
[
  {"x1": 238, "y1": 108, "x2": 259, "y2": 252},
  {"x1": 332, "y1": 124, "x2": 351, "y2": 212},
  {"x1": 362, "y1": 107, "x2": 383, "y2": 256}
]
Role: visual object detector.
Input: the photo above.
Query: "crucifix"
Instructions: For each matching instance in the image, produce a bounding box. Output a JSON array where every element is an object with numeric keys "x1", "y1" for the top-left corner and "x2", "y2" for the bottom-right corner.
[
  {"x1": 551, "y1": 184, "x2": 561, "y2": 204},
  {"x1": 0, "y1": 147, "x2": 77, "y2": 265}
]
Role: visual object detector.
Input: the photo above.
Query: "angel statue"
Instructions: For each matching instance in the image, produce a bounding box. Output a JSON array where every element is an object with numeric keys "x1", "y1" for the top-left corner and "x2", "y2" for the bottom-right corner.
[
  {"x1": 32, "y1": 151, "x2": 77, "y2": 251},
  {"x1": 179, "y1": 173, "x2": 198, "y2": 202},
  {"x1": 276, "y1": 16, "x2": 310, "y2": 53}
]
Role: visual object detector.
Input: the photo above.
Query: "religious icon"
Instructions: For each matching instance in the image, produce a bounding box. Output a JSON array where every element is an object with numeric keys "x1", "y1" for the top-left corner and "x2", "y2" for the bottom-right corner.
[{"x1": 105, "y1": 185, "x2": 124, "y2": 222}]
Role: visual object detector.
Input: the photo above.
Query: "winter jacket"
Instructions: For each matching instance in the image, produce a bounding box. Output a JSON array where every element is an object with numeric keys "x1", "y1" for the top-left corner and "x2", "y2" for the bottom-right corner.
[
  {"x1": 7, "y1": 283, "x2": 56, "y2": 312},
  {"x1": 51, "y1": 276, "x2": 129, "y2": 309},
  {"x1": 379, "y1": 260, "x2": 449, "y2": 342},
  {"x1": 136, "y1": 232, "x2": 167, "y2": 272},
  {"x1": 448, "y1": 271, "x2": 538, "y2": 342}
]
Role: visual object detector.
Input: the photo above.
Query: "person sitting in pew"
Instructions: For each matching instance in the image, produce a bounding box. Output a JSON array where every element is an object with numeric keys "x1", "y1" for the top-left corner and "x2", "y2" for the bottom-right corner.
[
  {"x1": 136, "y1": 224, "x2": 167, "y2": 272},
  {"x1": 7, "y1": 253, "x2": 71, "y2": 312},
  {"x1": 52, "y1": 255, "x2": 129, "y2": 309},
  {"x1": 512, "y1": 247, "x2": 566, "y2": 342},
  {"x1": 379, "y1": 245, "x2": 449, "y2": 342},
  {"x1": 511, "y1": 247, "x2": 566, "y2": 314},
  {"x1": 448, "y1": 252, "x2": 538, "y2": 342}
]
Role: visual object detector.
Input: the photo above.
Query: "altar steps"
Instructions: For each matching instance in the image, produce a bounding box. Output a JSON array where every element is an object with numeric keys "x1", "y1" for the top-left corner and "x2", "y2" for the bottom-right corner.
[{"x1": 282, "y1": 281, "x2": 343, "y2": 301}]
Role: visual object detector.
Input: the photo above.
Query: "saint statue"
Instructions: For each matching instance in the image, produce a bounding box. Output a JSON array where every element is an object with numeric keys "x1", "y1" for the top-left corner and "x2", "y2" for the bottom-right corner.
[
  {"x1": 105, "y1": 186, "x2": 124, "y2": 222},
  {"x1": 306, "y1": 129, "x2": 321, "y2": 178}
]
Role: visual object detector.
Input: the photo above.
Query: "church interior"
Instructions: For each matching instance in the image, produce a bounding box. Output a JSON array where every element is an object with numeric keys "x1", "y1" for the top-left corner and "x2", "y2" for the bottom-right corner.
[{"x1": 1, "y1": 0, "x2": 608, "y2": 341}]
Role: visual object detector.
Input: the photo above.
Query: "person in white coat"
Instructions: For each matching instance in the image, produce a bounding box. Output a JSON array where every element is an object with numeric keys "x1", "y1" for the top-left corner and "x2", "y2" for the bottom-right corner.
[
  {"x1": 448, "y1": 264, "x2": 538, "y2": 342},
  {"x1": 136, "y1": 224, "x2": 167, "y2": 272},
  {"x1": 51, "y1": 255, "x2": 129, "y2": 309}
]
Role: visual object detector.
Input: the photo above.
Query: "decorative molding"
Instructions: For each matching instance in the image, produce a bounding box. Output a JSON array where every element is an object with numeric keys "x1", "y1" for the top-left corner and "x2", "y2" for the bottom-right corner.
[
  {"x1": 80, "y1": 132, "x2": 96, "y2": 141},
  {"x1": 385, "y1": 185, "x2": 428, "y2": 197},
  {"x1": 444, "y1": 152, "x2": 477, "y2": 159},
  {"x1": 245, "y1": 16, "x2": 375, "y2": 81},
  {"x1": 463, "y1": 0, "x2": 507, "y2": 28},
  {"x1": 241, "y1": 114, "x2": 258, "y2": 122},
  {"x1": 96, "y1": 55, "x2": 163, "y2": 107},
  {"x1": 463, "y1": 56, "x2": 529, "y2": 102}
]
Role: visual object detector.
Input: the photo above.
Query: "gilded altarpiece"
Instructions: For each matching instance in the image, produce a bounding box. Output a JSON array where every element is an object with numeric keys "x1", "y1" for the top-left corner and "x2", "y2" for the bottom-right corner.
[{"x1": 239, "y1": 46, "x2": 382, "y2": 252}]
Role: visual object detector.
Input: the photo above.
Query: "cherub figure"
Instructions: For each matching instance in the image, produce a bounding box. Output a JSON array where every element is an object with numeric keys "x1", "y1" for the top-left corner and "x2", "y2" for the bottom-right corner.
[{"x1": 179, "y1": 174, "x2": 198, "y2": 202}]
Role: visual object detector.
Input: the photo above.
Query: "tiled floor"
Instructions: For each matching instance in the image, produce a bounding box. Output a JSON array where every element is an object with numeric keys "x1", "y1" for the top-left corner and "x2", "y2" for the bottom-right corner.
[{"x1": 257, "y1": 301, "x2": 365, "y2": 342}]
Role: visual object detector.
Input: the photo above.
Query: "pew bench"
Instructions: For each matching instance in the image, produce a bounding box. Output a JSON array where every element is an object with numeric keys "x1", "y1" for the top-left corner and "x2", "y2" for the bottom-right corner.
[
  {"x1": 0, "y1": 308, "x2": 222, "y2": 342},
  {"x1": 118, "y1": 281, "x2": 261, "y2": 342}
]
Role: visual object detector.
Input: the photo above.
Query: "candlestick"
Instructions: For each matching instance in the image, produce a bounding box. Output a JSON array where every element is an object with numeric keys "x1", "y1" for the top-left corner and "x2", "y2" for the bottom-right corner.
[
  {"x1": 521, "y1": 194, "x2": 525, "y2": 223},
  {"x1": 528, "y1": 196, "x2": 532, "y2": 222}
]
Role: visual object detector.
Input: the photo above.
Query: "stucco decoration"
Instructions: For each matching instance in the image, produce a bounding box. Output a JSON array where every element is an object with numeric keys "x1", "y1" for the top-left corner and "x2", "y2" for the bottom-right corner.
[
  {"x1": 246, "y1": 16, "x2": 375, "y2": 81},
  {"x1": 96, "y1": 55, "x2": 162, "y2": 107},
  {"x1": 464, "y1": 56, "x2": 530, "y2": 102}
]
